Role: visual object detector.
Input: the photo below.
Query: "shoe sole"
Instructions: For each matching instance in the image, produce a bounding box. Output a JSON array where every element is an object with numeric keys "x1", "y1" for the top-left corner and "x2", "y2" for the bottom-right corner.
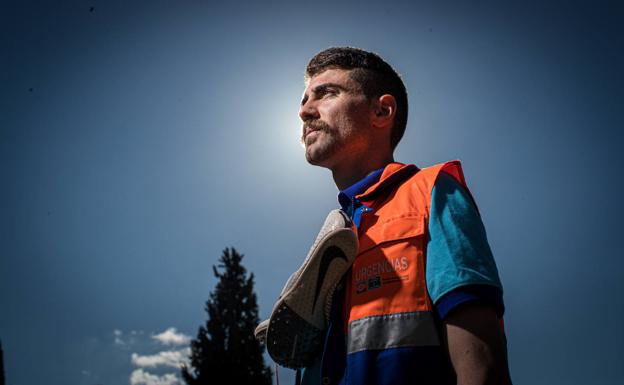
[
  {"x1": 266, "y1": 226, "x2": 357, "y2": 368},
  {"x1": 254, "y1": 319, "x2": 269, "y2": 343}
]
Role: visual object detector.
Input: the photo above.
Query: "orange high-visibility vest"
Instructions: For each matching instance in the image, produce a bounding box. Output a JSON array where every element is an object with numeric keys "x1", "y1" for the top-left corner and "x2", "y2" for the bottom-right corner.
[{"x1": 324, "y1": 161, "x2": 471, "y2": 385}]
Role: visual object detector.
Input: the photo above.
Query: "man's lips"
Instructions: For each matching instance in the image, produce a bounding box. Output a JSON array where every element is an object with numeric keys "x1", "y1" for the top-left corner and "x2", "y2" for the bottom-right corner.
[
  {"x1": 303, "y1": 126, "x2": 320, "y2": 140},
  {"x1": 303, "y1": 120, "x2": 330, "y2": 142}
]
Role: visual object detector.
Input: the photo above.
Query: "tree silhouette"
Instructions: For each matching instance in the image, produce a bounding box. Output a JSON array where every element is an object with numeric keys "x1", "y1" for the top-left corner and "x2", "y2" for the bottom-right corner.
[
  {"x1": 182, "y1": 248, "x2": 272, "y2": 385},
  {"x1": 0, "y1": 339, "x2": 4, "y2": 385}
]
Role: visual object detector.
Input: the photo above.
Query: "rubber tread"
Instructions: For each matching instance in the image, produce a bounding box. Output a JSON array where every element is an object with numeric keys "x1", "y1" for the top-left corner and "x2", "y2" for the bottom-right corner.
[{"x1": 266, "y1": 303, "x2": 323, "y2": 368}]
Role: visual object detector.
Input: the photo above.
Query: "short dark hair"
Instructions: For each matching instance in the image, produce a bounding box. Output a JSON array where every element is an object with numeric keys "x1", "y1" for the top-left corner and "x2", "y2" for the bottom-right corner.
[{"x1": 305, "y1": 47, "x2": 408, "y2": 149}]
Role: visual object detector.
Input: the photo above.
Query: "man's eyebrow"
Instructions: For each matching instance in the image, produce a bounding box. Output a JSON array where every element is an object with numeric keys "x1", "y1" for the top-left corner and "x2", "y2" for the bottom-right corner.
[
  {"x1": 312, "y1": 83, "x2": 347, "y2": 94},
  {"x1": 301, "y1": 83, "x2": 348, "y2": 105}
]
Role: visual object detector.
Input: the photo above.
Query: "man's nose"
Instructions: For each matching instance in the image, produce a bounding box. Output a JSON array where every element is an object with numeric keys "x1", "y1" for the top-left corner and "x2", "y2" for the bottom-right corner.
[{"x1": 299, "y1": 99, "x2": 319, "y2": 121}]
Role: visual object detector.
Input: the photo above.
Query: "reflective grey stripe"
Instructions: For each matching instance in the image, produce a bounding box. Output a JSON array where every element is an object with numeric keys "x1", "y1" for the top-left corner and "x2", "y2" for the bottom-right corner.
[{"x1": 347, "y1": 311, "x2": 440, "y2": 353}]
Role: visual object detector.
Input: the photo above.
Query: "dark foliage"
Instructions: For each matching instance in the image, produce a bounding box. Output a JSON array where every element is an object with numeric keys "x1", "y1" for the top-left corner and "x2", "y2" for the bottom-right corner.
[
  {"x1": 182, "y1": 248, "x2": 272, "y2": 385},
  {"x1": 0, "y1": 339, "x2": 4, "y2": 385}
]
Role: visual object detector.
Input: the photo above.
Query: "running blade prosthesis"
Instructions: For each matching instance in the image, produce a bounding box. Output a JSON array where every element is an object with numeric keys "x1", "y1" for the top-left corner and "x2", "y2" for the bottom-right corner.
[{"x1": 255, "y1": 209, "x2": 358, "y2": 369}]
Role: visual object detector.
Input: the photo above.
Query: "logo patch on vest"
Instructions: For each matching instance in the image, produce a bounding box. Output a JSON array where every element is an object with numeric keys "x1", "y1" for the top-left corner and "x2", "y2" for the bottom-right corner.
[
  {"x1": 355, "y1": 257, "x2": 410, "y2": 294},
  {"x1": 368, "y1": 276, "x2": 381, "y2": 290}
]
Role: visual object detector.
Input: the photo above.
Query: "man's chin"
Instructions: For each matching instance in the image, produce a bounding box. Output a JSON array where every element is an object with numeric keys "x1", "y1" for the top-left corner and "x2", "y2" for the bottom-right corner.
[
  {"x1": 304, "y1": 154, "x2": 324, "y2": 167},
  {"x1": 305, "y1": 149, "x2": 333, "y2": 168}
]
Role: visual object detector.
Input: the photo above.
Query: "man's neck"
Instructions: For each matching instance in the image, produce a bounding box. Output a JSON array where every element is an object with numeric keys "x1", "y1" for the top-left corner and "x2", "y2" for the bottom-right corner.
[{"x1": 331, "y1": 154, "x2": 394, "y2": 190}]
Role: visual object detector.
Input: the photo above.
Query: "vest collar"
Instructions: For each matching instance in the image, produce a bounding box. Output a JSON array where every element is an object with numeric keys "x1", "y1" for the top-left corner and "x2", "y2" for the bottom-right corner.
[
  {"x1": 338, "y1": 167, "x2": 385, "y2": 212},
  {"x1": 356, "y1": 162, "x2": 419, "y2": 204}
]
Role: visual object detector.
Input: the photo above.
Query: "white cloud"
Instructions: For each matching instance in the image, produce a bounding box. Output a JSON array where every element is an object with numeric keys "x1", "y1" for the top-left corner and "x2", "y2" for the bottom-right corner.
[
  {"x1": 127, "y1": 328, "x2": 191, "y2": 385},
  {"x1": 152, "y1": 328, "x2": 191, "y2": 346},
  {"x1": 131, "y1": 348, "x2": 191, "y2": 369},
  {"x1": 113, "y1": 329, "x2": 146, "y2": 348},
  {"x1": 130, "y1": 369, "x2": 181, "y2": 385},
  {"x1": 114, "y1": 329, "x2": 125, "y2": 346}
]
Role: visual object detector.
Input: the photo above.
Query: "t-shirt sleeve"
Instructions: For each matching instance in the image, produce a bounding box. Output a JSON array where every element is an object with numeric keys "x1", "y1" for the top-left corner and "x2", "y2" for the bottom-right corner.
[{"x1": 425, "y1": 172, "x2": 504, "y2": 319}]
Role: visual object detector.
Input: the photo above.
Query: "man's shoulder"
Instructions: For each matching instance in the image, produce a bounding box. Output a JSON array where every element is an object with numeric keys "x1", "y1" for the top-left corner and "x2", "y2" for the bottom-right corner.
[
  {"x1": 399, "y1": 160, "x2": 465, "y2": 191},
  {"x1": 415, "y1": 160, "x2": 464, "y2": 180}
]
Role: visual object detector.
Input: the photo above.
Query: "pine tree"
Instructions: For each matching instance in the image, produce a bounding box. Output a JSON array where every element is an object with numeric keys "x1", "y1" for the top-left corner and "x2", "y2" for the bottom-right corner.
[
  {"x1": 0, "y1": 338, "x2": 4, "y2": 385},
  {"x1": 182, "y1": 248, "x2": 272, "y2": 385}
]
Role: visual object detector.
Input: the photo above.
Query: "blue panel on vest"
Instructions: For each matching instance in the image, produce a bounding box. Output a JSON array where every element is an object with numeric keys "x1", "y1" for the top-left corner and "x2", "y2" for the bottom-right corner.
[{"x1": 345, "y1": 346, "x2": 456, "y2": 385}]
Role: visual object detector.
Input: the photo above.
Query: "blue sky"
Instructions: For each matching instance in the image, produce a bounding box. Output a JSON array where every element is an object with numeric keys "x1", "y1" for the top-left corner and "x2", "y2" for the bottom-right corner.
[{"x1": 1, "y1": 1, "x2": 623, "y2": 384}]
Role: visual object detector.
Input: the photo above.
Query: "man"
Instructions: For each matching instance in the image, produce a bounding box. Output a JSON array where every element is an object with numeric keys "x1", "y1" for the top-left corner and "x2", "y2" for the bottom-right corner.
[{"x1": 298, "y1": 47, "x2": 511, "y2": 385}]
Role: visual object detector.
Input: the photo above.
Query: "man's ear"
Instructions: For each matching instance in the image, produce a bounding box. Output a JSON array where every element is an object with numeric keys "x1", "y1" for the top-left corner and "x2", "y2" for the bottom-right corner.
[{"x1": 372, "y1": 94, "x2": 397, "y2": 129}]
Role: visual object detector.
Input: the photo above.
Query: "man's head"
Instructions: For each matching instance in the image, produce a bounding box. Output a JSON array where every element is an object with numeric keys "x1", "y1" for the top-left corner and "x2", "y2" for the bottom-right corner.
[{"x1": 304, "y1": 47, "x2": 408, "y2": 150}]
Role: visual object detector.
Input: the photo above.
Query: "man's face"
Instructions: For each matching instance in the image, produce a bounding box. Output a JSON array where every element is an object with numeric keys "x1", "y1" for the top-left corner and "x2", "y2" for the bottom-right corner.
[{"x1": 299, "y1": 69, "x2": 373, "y2": 169}]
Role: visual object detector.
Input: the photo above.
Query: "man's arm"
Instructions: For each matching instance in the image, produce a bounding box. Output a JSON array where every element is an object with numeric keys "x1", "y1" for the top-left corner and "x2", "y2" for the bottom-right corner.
[{"x1": 444, "y1": 302, "x2": 512, "y2": 385}]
